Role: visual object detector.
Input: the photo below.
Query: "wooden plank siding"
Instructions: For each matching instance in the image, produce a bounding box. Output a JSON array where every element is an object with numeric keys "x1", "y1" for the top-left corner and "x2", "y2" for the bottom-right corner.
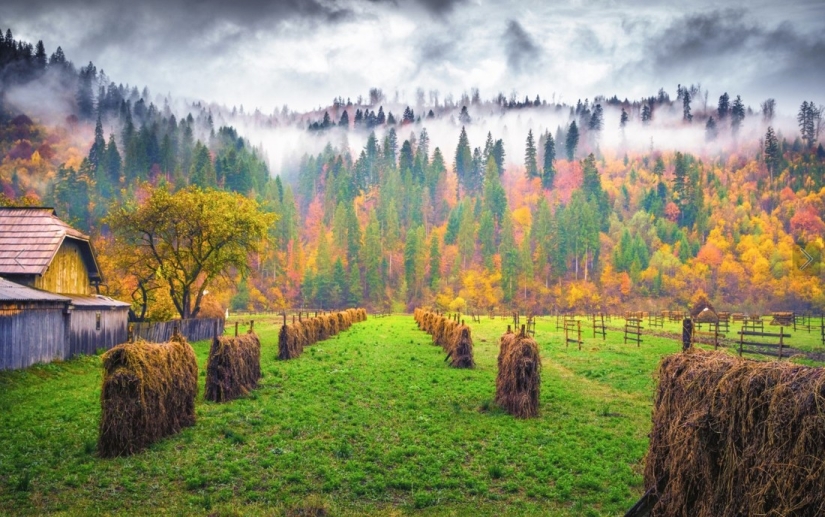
[
  {"x1": 68, "y1": 308, "x2": 128, "y2": 357},
  {"x1": 34, "y1": 240, "x2": 91, "y2": 295},
  {"x1": 131, "y1": 318, "x2": 225, "y2": 343},
  {"x1": 0, "y1": 305, "x2": 68, "y2": 370}
]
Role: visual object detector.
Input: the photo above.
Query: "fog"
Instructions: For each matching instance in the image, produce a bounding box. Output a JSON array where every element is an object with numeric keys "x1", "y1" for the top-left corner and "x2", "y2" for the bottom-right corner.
[{"x1": 206, "y1": 96, "x2": 805, "y2": 179}]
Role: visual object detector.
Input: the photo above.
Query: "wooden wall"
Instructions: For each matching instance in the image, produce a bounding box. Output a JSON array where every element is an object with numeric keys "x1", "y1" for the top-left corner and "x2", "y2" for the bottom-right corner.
[
  {"x1": 34, "y1": 240, "x2": 91, "y2": 295},
  {"x1": 68, "y1": 308, "x2": 128, "y2": 358},
  {"x1": 0, "y1": 304, "x2": 68, "y2": 370},
  {"x1": 0, "y1": 304, "x2": 128, "y2": 371}
]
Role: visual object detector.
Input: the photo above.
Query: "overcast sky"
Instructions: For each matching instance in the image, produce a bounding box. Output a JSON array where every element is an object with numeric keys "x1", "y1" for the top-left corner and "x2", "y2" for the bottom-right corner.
[{"x1": 2, "y1": 0, "x2": 824, "y2": 114}]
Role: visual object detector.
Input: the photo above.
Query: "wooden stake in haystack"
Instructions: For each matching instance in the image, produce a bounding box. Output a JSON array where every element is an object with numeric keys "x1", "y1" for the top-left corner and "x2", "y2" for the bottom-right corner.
[
  {"x1": 495, "y1": 325, "x2": 541, "y2": 418},
  {"x1": 98, "y1": 330, "x2": 198, "y2": 457}
]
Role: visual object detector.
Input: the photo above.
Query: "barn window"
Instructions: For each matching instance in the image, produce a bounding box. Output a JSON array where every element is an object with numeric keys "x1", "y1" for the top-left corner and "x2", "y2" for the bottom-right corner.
[{"x1": 96, "y1": 312, "x2": 101, "y2": 331}]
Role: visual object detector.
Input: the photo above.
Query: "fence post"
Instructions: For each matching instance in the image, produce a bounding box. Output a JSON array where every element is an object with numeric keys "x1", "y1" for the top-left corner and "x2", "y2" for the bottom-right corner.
[
  {"x1": 234, "y1": 321, "x2": 239, "y2": 337},
  {"x1": 778, "y1": 326, "x2": 784, "y2": 360}
]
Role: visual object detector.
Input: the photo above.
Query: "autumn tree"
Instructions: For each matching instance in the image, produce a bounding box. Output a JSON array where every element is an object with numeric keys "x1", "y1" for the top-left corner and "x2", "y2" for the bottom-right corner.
[{"x1": 107, "y1": 184, "x2": 274, "y2": 319}]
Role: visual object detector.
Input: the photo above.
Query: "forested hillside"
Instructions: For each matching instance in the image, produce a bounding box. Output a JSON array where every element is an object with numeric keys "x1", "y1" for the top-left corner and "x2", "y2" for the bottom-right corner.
[{"x1": 1, "y1": 29, "x2": 823, "y2": 317}]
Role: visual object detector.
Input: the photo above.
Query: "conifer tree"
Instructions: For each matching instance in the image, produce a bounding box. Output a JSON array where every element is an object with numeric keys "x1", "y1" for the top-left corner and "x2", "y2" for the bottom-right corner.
[
  {"x1": 524, "y1": 129, "x2": 538, "y2": 179},
  {"x1": 542, "y1": 132, "x2": 556, "y2": 189},
  {"x1": 565, "y1": 121, "x2": 579, "y2": 160}
]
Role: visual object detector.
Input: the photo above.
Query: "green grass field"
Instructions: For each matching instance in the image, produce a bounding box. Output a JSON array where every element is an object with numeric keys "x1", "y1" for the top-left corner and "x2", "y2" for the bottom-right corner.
[{"x1": 1, "y1": 314, "x2": 822, "y2": 516}]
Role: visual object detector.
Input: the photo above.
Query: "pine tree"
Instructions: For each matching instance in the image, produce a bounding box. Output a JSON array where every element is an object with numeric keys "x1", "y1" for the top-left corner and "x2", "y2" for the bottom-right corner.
[
  {"x1": 641, "y1": 105, "x2": 652, "y2": 125},
  {"x1": 454, "y1": 126, "x2": 473, "y2": 195},
  {"x1": 717, "y1": 92, "x2": 730, "y2": 120},
  {"x1": 478, "y1": 210, "x2": 495, "y2": 270},
  {"x1": 542, "y1": 132, "x2": 556, "y2": 189},
  {"x1": 363, "y1": 214, "x2": 382, "y2": 303},
  {"x1": 499, "y1": 211, "x2": 519, "y2": 302},
  {"x1": 104, "y1": 134, "x2": 122, "y2": 186},
  {"x1": 764, "y1": 126, "x2": 781, "y2": 182},
  {"x1": 492, "y1": 138, "x2": 506, "y2": 175},
  {"x1": 705, "y1": 116, "x2": 718, "y2": 142},
  {"x1": 731, "y1": 95, "x2": 745, "y2": 136},
  {"x1": 524, "y1": 129, "x2": 538, "y2": 179},
  {"x1": 190, "y1": 141, "x2": 216, "y2": 188},
  {"x1": 565, "y1": 121, "x2": 579, "y2": 160},
  {"x1": 682, "y1": 89, "x2": 692, "y2": 122},
  {"x1": 457, "y1": 200, "x2": 476, "y2": 268},
  {"x1": 339, "y1": 110, "x2": 349, "y2": 127},
  {"x1": 482, "y1": 156, "x2": 507, "y2": 224},
  {"x1": 89, "y1": 116, "x2": 106, "y2": 168},
  {"x1": 429, "y1": 234, "x2": 441, "y2": 289}
]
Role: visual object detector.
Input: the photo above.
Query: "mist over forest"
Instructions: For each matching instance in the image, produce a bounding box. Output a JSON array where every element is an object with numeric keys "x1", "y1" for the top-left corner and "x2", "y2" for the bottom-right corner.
[{"x1": 0, "y1": 21, "x2": 823, "y2": 318}]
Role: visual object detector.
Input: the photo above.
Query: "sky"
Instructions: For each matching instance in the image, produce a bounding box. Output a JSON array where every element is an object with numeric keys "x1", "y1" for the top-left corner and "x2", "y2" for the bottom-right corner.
[{"x1": 2, "y1": 0, "x2": 824, "y2": 115}]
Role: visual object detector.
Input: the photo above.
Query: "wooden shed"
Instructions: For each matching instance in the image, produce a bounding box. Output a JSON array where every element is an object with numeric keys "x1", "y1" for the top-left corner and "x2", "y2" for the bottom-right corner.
[{"x1": 0, "y1": 208, "x2": 129, "y2": 370}]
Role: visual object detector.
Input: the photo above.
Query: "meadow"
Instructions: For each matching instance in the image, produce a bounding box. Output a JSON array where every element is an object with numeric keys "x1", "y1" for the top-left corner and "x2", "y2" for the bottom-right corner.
[{"x1": 1, "y1": 314, "x2": 822, "y2": 516}]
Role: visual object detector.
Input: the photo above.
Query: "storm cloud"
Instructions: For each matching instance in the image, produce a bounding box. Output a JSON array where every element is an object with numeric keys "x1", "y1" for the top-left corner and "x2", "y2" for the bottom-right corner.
[
  {"x1": 0, "y1": 0, "x2": 823, "y2": 113},
  {"x1": 503, "y1": 20, "x2": 540, "y2": 73}
]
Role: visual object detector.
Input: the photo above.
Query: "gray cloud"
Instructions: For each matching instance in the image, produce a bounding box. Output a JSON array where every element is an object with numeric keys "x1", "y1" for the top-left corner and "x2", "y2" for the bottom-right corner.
[
  {"x1": 503, "y1": 20, "x2": 540, "y2": 74},
  {"x1": 610, "y1": 8, "x2": 825, "y2": 107}
]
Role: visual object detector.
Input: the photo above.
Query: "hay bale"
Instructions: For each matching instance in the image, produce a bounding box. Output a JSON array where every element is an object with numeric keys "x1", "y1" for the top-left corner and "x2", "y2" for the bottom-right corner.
[
  {"x1": 447, "y1": 324, "x2": 475, "y2": 368},
  {"x1": 495, "y1": 328, "x2": 541, "y2": 418},
  {"x1": 644, "y1": 350, "x2": 825, "y2": 516},
  {"x1": 98, "y1": 333, "x2": 198, "y2": 457},
  {"x1": 278, "y1": 324, "x2": 303, "y2": 360},
  {"x1": 205, "y1": 332, "x2": 261, "y2": 403}
]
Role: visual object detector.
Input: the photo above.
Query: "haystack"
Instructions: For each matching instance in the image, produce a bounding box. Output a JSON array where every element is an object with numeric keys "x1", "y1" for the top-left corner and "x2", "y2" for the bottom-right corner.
[
  {"x1": 278, "y1": 324, "x2": 303, "y2": 360},
  {"x1": 495, "y1": 327, "x2": 541, "y2": 418},
  {"x1": 205, "y1": 332, "x2": 261, "y2": 402},
  {"x1": 643, "y1": 350, "x2": 825, "y2": 516},
  {"x1": 98, "y1": 333, "x2": 198, "y2": 457},
  {"x1": 447, "y1": 323, "x2": 475, "y2": 368}
]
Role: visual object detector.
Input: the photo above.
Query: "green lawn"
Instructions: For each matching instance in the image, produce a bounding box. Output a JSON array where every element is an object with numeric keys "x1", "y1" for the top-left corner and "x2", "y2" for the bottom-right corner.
[{"x1": 1, "y1": 314, "x2": 821, "y2": 516}]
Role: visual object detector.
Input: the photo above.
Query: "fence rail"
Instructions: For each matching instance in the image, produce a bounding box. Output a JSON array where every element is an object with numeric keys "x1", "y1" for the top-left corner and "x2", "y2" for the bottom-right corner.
[{"x1": 129, "y1": 318, "x2": 225, "y2": 343}]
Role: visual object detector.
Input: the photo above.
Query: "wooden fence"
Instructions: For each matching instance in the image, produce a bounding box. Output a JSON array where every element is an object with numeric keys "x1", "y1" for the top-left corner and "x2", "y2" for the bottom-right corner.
[
  {"x1": 129, "y1": 318, "x2": 225, "y2": 343},
  {"x1": 624, "y1": 317, "x2": 643, "y2": 346},
  {"x1": 737, "y1": 326, "x2": 791, "y2": 359},
  {"x1": 592, "y1": 313, "x2": 606, "y2": 340},
  {"x1": 564, "y1": 319, "x2": 582, "y2": 349}
]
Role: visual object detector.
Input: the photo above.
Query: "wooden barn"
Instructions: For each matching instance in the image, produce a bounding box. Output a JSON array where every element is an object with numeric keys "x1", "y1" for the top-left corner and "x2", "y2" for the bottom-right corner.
[{"x1": 0, "y1": 207, "x2": 129, "y2": 370}]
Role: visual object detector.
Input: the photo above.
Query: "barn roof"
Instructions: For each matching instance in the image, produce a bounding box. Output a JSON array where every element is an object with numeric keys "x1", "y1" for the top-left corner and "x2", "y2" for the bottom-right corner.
[
  {"x1": 0, "y1": 277, "x2": 71, "y2": 303},
  {"x1": 0, "y1": 207, "x2": 101, "y2": 280},
  {"x1": 65, "y1": 294, "x2": 131, "y2": 309}
]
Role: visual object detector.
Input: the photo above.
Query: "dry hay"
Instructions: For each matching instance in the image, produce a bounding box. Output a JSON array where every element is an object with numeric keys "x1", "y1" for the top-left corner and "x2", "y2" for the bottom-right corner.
[
  {"x1": 495, "y1": 327, "x2": 541, "y2": 418},
  {"x1": 205, "y1": 332, "x2": 261, "y2": 402},
  {"x1": 278, "y1": 324, "x2": 304, "y2": 360},
  {"x1": 644, "y1": 349, "x2": 825, "y2": 516},
  {"x1": 447, "y1": 323, "x2": 475, "y2": 368},
  {"x1": 98, "y1": 333, "x2": 198, "y2": 457},
  {"x1": 440, "y1": 320, "x2": 458, "y2": 351},
  {"x1": 278, "y1": 309, "x2": 366, "y2": 360}
]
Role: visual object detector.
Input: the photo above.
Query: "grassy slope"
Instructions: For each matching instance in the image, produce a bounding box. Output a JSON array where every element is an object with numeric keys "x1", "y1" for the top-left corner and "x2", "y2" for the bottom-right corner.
[{"x1": 0, "y1": 315, "x2": 821, "y2": 516}]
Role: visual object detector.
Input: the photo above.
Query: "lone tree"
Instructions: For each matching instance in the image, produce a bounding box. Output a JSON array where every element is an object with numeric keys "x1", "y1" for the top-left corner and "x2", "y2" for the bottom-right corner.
[{"x1": 108, "y1": 184, "x2": 275, "y2": 319}]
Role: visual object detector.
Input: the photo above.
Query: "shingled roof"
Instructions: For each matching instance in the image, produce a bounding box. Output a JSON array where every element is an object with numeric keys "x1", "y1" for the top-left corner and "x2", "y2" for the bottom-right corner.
[{"x1": 0, "y1": 207, "x2": 101, "y2": 280}]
